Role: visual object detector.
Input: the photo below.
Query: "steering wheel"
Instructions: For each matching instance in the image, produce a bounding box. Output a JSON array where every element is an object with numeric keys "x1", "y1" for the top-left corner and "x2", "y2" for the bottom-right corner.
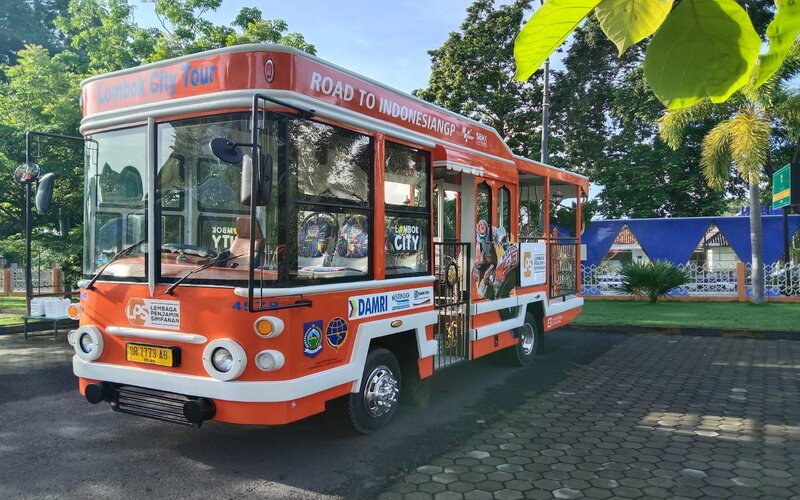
[{"x1": 161, "y1": 243, "x2": 218, "y2": 263}]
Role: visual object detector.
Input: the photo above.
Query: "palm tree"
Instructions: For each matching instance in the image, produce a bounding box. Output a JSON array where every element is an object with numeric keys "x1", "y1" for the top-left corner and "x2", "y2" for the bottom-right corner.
[{"x1": 659, "y1": 43, "x2": 800, "y2": 304}]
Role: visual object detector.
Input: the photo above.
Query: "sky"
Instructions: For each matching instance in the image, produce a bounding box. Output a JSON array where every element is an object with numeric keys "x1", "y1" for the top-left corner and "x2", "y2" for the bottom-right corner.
[{"x1": 132, "y1": 0, "x2": 520, "y2": 95}]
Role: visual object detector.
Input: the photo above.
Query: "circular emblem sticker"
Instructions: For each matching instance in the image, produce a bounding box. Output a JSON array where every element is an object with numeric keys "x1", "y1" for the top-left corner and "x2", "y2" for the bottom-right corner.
[
  {"x1": 326, "y1": 317, "x2": 348, "y2": 350},
  {"x1": 303, "y1": 320, "x2": 323, "y2": 358},
  {"x1": 264, "y1": 59, "x2": 275, "y2": 83}
]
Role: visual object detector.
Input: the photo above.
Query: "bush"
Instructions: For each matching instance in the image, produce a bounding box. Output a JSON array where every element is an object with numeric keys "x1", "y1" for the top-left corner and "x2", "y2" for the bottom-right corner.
[{"x1": 617, "y1": 260, "x2": 689, "y2": 303}]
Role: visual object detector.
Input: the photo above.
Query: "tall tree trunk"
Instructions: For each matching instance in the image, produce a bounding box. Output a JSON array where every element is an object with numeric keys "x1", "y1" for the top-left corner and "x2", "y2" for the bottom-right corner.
[{"x1": 749, "y1": 181, "x2": 765, "y2": 304}]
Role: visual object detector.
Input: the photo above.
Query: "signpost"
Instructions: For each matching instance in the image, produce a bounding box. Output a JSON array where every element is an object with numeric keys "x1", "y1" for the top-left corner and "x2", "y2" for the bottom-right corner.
[{"x1": 772, "y1": 163, "x2": 800, "y2": 264}]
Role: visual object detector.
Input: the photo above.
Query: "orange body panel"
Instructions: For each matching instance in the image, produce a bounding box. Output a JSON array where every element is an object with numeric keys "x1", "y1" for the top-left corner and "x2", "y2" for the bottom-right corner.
[
  {"x1": 544, "y1": 307, "x2": 583, "y2": 331},
  {"x1": 77, "y1": 280, "x2": 434, "y2": 424},
  {"x1": 471, "y1": 331, "x2": 517, "y2": 359}
]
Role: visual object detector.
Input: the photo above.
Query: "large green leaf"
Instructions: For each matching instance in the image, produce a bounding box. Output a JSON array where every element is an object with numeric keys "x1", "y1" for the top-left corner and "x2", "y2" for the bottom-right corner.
[
  {"x1": 643, "y1": 0, "x2": 760, "y2": 109},
  {"x1": 595, "y1": 0, "x2": 673, "y2": 56},
  {"x1": 756, "y1": 0, "x2": 800, "y2": 87},
  {"x1": 514, "y1": 0, "x2": 602, "y2": 81}
]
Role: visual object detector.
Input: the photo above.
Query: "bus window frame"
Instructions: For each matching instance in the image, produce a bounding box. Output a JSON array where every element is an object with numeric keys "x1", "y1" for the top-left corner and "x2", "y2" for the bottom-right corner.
[
  {"x1": 383, "y1": 140, "x2": 432, "y2": 278},
  {"x1": 263, "y1": 109, "x2": 376, "y2": 288}
]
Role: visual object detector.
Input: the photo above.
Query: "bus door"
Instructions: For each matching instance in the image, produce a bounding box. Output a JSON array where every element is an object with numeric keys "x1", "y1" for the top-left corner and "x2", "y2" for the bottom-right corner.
[{"x1": 432, "y1": 176, "x2": 471, "y2": 370}]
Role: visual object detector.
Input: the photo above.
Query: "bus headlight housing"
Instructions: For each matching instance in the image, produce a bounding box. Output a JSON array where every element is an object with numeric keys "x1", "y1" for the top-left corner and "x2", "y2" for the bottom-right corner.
[
  {"x1": 255, "y1": 350, "x2": 285, "y2": 372},
  {"x1": 203, "y1": 339, "x2": 246, "y2": 381},
  {"x1": 73, "y1": 326, "x2": 103, "y2": 362},
  {"x1": 254, "y1": 316, "x2": 284, "y2": 338}
]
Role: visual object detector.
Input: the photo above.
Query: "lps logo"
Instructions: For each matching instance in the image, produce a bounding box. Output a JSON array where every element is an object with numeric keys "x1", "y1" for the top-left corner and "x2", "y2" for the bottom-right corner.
[
  {"x1": 522, "y1": 251, "x2": 533, "y2": 279},
  {"x1": 126, "y1": 298, "x2": 148, "y2": 326},
  {"x1": 125, "y1": 298, "x2": 180, "y2": 329},
  {"x1": 546, "y1": 315, "x2": 564, "y2": 329}
]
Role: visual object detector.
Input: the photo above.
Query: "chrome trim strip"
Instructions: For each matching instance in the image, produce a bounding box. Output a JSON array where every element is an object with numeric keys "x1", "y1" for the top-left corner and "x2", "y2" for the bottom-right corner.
[
  {"x1": 236, "y1": 275, "x2": 436, "y2": 298},
  {"x1": 106, "y1": 326, "x2": 207, "y2": 344}
]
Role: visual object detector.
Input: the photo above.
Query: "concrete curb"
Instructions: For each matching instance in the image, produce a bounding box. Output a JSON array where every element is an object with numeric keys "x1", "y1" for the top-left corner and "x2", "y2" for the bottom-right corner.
[{"x1": 570, "y1": 323, "x2": 799, "y2": 340}]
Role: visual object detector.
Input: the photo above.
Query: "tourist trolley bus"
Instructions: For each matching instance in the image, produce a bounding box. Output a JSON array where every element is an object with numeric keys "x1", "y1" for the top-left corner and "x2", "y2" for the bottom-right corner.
[{"x1": 69, "y1": 45, "x2": 588, "y2": 431}]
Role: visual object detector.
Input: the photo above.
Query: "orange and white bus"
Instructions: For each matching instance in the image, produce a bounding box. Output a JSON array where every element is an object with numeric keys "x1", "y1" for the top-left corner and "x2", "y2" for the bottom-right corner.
[{"x1": 68, "y1": 44, "x2": 588, "y2": 431}]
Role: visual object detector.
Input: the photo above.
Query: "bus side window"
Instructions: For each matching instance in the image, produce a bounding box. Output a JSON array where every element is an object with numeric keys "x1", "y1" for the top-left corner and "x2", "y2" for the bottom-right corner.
[{"x1": 385, "y1": 216, "x2": 428, "y2": 274}]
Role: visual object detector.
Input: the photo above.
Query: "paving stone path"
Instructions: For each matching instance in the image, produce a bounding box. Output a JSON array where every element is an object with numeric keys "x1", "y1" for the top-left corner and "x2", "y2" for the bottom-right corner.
[{"x1": 380, "y1": 335, "x2": 800, "y2": 499}]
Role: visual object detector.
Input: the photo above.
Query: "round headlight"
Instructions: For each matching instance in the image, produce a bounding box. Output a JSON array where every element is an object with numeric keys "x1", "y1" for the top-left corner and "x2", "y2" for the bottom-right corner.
[
  {"x1": 79, "y1": 333, "x2": 96, "y2": 354},
  {"x1": 202, "y1": 339, "x2": 246, "y2": 381},
  {"x1": 211, "y1": 347, "x2": 233, "y2": 372}
]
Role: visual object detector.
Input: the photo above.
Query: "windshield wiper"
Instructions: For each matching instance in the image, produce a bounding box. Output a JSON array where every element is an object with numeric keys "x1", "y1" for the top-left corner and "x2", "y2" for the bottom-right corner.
[
  {"x1": 86, "y1": 238, "x2": 146, "y2": 290},
  {"x1": 165, "y1": 253, "x2": 244, "y2": 295}
]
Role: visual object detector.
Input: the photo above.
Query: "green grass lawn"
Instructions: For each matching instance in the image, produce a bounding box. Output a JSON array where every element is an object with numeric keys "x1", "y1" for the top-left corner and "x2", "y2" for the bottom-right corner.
[
  {"x1": 0, "y1": 296, "x2": 26, "y2": 313},
  {"x1": 574, "y1": 300, "x2": 800, "y2": 331},
  {"x1": 0, "y1": 296, "x2": 26, "y2": 325}
]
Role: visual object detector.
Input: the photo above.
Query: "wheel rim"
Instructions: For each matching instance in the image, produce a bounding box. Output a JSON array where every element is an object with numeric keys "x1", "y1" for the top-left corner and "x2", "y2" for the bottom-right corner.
[
  {"x1": 363, "y1": 365, "x2": 399, "y2": 418},
  {"x1": 519, "y1": 323, "x2": 536, "y2": 356}
]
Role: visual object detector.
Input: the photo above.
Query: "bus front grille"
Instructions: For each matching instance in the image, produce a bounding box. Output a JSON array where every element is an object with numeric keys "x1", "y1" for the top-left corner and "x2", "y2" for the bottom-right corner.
[{"x1": 109, "y1": 384, "x2": 199, "y2": 427}]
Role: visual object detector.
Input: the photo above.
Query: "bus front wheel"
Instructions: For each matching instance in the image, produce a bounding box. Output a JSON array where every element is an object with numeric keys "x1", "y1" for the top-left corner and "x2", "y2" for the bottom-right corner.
[{"x1": 347, "y1": 348, "x2": 401, "y2": 434}]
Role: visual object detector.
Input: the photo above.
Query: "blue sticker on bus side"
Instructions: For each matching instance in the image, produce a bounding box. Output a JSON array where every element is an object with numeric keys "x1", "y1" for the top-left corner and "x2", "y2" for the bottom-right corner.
[
  {"x1": 326, "y1": 317, "x2": 348, "y2": 350},
  {"x1": 303, "y1": 320, "x2": 323, "y2": 358}
]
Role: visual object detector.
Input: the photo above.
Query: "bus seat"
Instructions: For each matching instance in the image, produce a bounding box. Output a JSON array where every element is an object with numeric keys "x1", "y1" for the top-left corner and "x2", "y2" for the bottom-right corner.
[{"x1": 230, "y1": 216, "x2": 264, "y2": 268}]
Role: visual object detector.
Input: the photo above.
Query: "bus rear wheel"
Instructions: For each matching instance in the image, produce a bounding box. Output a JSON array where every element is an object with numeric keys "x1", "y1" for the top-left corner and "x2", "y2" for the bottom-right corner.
[
  {"x1": 503, "y1": 312, "x2": 540, "y2": 367},
  {"x1": 347, "y1": 348, "x2": 401, "y2": 434}
]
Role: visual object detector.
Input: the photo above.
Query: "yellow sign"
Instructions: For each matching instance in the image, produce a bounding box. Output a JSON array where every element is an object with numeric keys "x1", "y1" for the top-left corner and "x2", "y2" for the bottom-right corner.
[{"x1": 126, "y1": 343, "x2": 178, "y2": 367}]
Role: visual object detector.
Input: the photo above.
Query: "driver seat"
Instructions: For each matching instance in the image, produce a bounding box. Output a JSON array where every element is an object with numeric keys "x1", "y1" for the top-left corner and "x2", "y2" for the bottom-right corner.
[{"x1": 230, "y1": 216, "x2": 264, "y2": 268}]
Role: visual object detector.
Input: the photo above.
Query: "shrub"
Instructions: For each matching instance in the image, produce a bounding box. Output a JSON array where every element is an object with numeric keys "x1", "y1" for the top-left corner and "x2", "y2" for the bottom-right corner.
[{"x1": 617, "y1": 260, "x2": 689, "y2": 303}]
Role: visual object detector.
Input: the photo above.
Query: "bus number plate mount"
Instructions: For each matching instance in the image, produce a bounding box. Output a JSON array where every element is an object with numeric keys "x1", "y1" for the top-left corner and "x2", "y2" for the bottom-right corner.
[{"x1": 126, "y1": 343, "x2": 180, "y2": 367}]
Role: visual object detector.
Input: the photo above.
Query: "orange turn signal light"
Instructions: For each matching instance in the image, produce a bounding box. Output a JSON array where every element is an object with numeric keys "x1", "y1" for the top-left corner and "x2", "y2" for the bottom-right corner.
[
  {"x1": 254, "y1": 316, "x2": 284, "y2": 338},
  {"x1": 255, "y1": 319, "x2": 274, "y2": 336},
  {"x1": 67, "y1": 303, "x2": 81, "y2": 320}
]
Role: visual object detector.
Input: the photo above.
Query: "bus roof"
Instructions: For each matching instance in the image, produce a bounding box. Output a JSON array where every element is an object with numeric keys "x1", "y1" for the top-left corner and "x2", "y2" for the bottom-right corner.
[{"x1": 81, "y1": 44, "x2": 588, "y2": 190}]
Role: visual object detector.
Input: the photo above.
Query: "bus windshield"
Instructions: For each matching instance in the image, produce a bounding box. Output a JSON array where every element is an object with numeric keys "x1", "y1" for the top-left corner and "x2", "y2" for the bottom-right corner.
[
  {"x1": 83, "y1": 126, "x2": 148, "y2": 282},
  {"x1": 83, "y1": 111, "x2": 389, "y2": 287}
]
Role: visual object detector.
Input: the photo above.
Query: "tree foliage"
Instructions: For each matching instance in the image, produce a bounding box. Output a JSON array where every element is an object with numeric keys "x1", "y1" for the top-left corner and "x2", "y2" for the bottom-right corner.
[
  {"x1": 514, "y1": 0, "x2": 800, "y2": 110},
  {"x1": 0, "y1": 0, "x2": 69, "y2": 67},
  {"x1": 414, "y1": 0, "x2": 544, "y2": 158},
  {"x1": 0, "y1": 0, "x2": 315, "y2": 279},
  {"x1": 549, "y1": 16, "x2": 733, "y2": 218}
]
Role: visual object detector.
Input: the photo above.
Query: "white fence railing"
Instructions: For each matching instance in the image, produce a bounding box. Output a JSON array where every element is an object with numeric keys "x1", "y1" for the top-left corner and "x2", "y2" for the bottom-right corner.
[
  {"x1": 0, "y1": 267, "x2": 62, "y2": 295},
  {"x1": 582, "y1": 262, "x2": 800, "y2": 297}
]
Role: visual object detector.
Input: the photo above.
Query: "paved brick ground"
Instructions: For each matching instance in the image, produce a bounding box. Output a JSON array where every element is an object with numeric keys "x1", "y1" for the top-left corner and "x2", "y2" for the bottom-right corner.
[{"x1": 380, "y1": 335, "x2": 800, "y2": 499}]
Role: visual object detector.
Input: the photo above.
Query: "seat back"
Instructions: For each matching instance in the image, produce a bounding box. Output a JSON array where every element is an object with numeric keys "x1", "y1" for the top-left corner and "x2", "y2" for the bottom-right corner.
[{"x1": 230, "y1": 216, "x2": 264, "y2": 267}]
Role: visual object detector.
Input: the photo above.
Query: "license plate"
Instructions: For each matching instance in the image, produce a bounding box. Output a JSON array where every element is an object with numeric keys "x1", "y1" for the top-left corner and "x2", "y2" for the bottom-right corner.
[{"x1": 126, "y1": 343, "x2": 180, "y2": 367}]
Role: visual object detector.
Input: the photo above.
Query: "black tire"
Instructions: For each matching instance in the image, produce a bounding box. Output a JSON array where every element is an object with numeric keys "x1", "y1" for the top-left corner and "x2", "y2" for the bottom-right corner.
[
  {"x1": 347, "y1": 348, "x2": 401, "y2": 434},
  {"x1": 503, "y1": 312, "x2": 541, "y2": 366}
]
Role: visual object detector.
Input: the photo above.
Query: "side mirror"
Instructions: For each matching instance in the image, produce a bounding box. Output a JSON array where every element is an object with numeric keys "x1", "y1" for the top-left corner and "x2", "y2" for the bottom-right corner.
[
  {"x1": 209, "y1": 138, "x2": 244, "y2": 164},
  {"x1": 240, "y1": 153, "x2": 273, "y2": 206},
  {"x1": 35, "y1": 172, "x2": 55, "y2": 214}
]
